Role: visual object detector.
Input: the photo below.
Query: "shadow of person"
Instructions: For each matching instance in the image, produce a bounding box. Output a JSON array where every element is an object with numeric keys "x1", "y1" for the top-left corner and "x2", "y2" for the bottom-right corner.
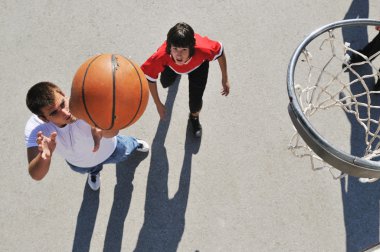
[
  {"x1": 72, "y1": 134, "x2": 149, "y2": 252},
  {"x1": 343, "y1": 0, "x2": 368, "y2": 21},
  {"x1": 133, "y1": 77, "x2": 201, "y2": 252},
  {"x1": 103, "y1": 151, "x2": 149, "y2": 251},
  {"x1": 72, "y1": 183, "x2": 100, "y2": 252},
  {"x1": 341, "y1": 4, "x2": 380, "y2": 251}
]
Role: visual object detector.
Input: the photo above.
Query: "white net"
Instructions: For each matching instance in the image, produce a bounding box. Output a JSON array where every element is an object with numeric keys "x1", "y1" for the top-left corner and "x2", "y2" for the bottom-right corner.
[{"x1": 288, "y1": 25, "x2": 380, "y2": 179}]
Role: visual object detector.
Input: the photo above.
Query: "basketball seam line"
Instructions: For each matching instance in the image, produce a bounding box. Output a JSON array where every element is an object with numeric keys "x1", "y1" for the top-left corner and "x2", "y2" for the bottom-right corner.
[
  {"x1": 121, "y1": 58, "x2": 144, "y2": 128},
  {"x1": 82, "y1": 55, "x2": 102, "y2": 129}
]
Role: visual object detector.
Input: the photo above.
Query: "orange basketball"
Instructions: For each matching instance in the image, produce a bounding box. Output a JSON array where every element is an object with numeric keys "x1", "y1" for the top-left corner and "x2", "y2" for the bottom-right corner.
[{"x1": 70, "y1": 54, "x2": 149, "y2": 130}]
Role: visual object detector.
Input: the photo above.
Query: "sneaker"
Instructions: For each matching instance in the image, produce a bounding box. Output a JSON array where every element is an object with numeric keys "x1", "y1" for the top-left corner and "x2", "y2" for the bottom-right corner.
[
  {"x1": 359, "y1": 177, "x2": 379, "y2": 183},
  {"x1": 189, "y1": 114, "x2": 202, "y2": 138},
  {"x1": 88, "y1": 173, "x2": 100, "y2": 191},
  {"x1": 350, "y1": 53, "x2": 365, "y2": 64},
  {"x1": 342, "y1": 53, "x2": 365, "y2": 70},
  {"x1": 136, "y1": 139, "x2": 150, "y2": 152},
  {"x1": 342, "y1": 54, "x2": 352, "y2": 70}
]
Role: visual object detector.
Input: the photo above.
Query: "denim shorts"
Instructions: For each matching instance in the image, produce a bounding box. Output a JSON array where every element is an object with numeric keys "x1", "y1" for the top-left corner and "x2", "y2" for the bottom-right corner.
[{"x1": 67, "y1": 135, "x2": 139, "y2": 175}]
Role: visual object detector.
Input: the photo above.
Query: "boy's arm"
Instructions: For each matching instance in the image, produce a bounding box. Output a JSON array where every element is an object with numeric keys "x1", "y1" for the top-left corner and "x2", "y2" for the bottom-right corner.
[
  {"x1": 148, "y1": 81, "x2": 166, "y2": 119},
  {"x1": 217, "y1": 52, "x2": 230, "y2": 96},
  {"x1": 27, "y1": 147, "x2": 52, "y2": 180},
  {"x1": 26, "y1": 131, "x2": 57, "y2": 180}
]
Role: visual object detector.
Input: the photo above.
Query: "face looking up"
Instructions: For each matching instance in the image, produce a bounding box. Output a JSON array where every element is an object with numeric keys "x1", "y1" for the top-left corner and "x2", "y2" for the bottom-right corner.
[
  {"x1": 170, "y1": 46, "x2": 190, "y2": 65},
  {"x1": 39, "y1": 91, "x2": 76, "y2": 127}
]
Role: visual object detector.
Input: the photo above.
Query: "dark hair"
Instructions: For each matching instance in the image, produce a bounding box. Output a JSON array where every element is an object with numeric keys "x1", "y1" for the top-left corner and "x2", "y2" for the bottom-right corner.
[
  {"x1": 166, "y1": 22, "x2": 196, "y2": 57},
  {"x1": 26, "y1": 82, "x2": 62, "y2": 116}
]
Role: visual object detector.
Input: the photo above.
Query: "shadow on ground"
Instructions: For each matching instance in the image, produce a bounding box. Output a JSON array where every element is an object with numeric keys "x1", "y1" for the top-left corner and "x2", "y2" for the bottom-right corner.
[
  {"x1": 133, "y1": 78, "x2": 201, "y2": 251},
  {"x1": 341, "y1": 1, "x2": 380, "y2": 251},
  {"x1": 72, "y1": 77, "x2": 201, "y2": 252},
  {"x1": 72, "y1": 150, "x2": 149, "y2": 252}
]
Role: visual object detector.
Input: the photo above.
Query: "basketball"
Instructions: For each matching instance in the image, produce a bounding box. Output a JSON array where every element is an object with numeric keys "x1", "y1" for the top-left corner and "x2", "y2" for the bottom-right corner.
[{"x1": 70, "y1": 54, "x2": 149, "y2": 130}]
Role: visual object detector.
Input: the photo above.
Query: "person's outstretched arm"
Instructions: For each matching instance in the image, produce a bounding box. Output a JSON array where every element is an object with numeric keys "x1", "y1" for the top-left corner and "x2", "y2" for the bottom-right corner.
[
  {"x1": 27, "y1": 131, "x2": 57, "y2": 180},
  {"x1": 148, "y1": 81, "x2": 166, "y2": 120},
  {"x1": 217, "y1": 52, "x2": 230, "y2": 96}
]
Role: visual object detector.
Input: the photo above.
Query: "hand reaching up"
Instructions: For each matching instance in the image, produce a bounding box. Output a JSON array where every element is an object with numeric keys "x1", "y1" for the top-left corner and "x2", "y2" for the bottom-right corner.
[{"x1": 36, "y1": 131, "x2": 57, "y2": 159}]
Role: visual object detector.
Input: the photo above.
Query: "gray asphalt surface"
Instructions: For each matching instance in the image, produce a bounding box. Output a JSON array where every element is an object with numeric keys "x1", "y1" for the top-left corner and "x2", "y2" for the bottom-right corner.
[{"x1": 1, "y1": 0, "x2": 380, "y2": 251}]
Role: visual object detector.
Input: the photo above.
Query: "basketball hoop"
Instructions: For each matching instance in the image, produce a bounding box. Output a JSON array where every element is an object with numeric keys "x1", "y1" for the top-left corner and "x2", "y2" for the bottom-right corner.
[{"x1": 287, "y1": 19, "x2": 380, "y2": 179}]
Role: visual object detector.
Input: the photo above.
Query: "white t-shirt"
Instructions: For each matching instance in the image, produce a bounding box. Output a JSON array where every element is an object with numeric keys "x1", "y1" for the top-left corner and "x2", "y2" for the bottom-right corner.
[{"x1": 25, "y1": 115, "x2": 117, "y2": 168}]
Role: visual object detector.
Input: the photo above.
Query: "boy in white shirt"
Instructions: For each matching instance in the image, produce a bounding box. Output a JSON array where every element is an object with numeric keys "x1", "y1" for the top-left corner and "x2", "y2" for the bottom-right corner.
[{"x1": 25, "y1": 82, "x2": 149, "y2": 191}]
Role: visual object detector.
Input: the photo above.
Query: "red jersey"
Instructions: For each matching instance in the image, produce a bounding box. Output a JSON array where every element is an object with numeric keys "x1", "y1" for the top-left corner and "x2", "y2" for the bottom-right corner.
[{"x1": 141, "y1": 33, "x2": 223, "y2": 82}]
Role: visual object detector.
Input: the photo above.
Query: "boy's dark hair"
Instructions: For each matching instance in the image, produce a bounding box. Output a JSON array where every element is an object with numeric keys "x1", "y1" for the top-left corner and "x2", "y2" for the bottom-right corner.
[
  {"x1": 26, "y1": 82, "x2": 62, "y2": 116},
  {"x1": 166, "y1": 22, "x2": 196, "y2": 57}
]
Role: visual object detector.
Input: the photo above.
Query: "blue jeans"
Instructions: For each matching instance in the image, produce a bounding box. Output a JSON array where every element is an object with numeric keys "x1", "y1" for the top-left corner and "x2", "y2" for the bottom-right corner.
[{"x1": 67, "y1": 135, "x2": 139, "y2": 175}]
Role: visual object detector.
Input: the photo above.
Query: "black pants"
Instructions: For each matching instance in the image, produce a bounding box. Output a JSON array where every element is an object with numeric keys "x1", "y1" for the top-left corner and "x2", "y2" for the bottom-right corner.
[{"x1": 160, "y1": 61, "x2": 209, "y2": 113}]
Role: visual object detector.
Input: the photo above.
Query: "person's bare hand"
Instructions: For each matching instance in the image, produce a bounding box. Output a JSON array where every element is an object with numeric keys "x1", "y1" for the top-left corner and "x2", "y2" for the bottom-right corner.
[
  {"x1": 221, "y1": 78, "x2": 230, "y2": 96},
  {"x1": 36, "y1": 131, "x2": 57, "y2": 159}
]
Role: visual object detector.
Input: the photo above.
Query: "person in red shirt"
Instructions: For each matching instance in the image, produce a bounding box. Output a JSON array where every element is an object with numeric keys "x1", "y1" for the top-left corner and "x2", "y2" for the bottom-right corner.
[{"x1": 141, "y1": 22, "x2": 230, "y2": 137}]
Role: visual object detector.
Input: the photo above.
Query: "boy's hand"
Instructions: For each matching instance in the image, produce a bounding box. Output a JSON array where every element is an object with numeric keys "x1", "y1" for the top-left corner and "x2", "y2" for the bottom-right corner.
[
  {"x1": 221, "y1": 78, "x2": 230, "y2": 96},
  {"x1": 36, "y1": 131, "x2": 57, "y2": 159}
]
